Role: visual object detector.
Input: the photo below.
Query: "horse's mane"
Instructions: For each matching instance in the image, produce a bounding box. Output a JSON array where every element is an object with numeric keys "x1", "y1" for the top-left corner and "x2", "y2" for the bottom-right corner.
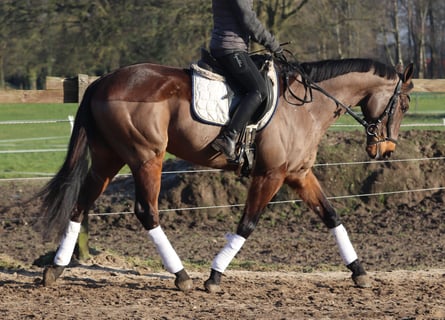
[{"x1": 298, "y1": 58, "x2": 398, "y2": 82}]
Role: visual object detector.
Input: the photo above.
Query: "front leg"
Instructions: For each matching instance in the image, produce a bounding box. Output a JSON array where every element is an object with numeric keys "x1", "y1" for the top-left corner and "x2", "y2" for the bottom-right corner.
[
  {"x1": 287, "y1": 169, "x2": 370, "y2": 288},
  {"x1": 205, "y1": 166, "x2": 286, "y2": 293}
]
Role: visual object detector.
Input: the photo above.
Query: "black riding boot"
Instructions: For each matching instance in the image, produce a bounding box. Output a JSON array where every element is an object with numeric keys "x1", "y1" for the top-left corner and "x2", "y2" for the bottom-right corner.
[
  {"x1": 211, "y1": 90, "x2": 263, "y2": 161},
  {"x1": 211, "y1": 128, "x2": 239, "y2": 160}
]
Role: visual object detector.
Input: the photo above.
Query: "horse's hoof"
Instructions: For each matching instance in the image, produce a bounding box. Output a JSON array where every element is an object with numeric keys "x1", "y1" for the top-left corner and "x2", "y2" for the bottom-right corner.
[
  {"x1": 42, "y1": 265, "x2": 65, "y2": 287},
  {"x1": 204, "y1": 278, "x2": 221, "y2": 293},
  {"x1": 174, "y1": 269, "x2": 193, "y2": 292},
  {"x1": 204, "y1": 268, "x2": 222, "y2": 293},
  {"x1": 347, "y1": 260, "x2": 371, "y2": 288},
  {"x1": 352, "y1": 274, "x2": 371, "y2": 288},
  {"x1": 175, "y1": 278, "x2": 193, "y2": 292}
]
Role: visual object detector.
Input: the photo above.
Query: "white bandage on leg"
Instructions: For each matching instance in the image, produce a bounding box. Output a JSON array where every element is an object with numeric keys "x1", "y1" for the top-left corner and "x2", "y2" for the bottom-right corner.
[
  {"x1": 148, "y1": 226, "x2": 184, "y2": 274},
  {"x1": 54, "y1": 221, "x2": 81, "y2": 266},
  {"x1": 330, "y1": 224, "x2": 358, "y2": 265},
  {"x1": 211, "y1": 233, "x2": 246, "y2": 273}
]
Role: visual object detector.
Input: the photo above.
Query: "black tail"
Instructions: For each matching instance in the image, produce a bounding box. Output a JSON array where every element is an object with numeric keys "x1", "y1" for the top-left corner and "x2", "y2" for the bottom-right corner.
[{"x1": 36, "y1": 80, "x2": 99, "y2": 242}]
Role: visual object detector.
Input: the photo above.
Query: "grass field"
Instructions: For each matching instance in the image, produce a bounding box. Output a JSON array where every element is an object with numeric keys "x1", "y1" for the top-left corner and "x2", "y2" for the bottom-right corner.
[{"x1": 0, "y1": 92, "x2": 444, "y2": 178}]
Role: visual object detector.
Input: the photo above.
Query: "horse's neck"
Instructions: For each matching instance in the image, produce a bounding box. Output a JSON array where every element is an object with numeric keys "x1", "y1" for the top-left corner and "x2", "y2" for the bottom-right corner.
[
  {"x1": 320, "y1": 73, "x2": 375, "y2": 103},
  {"x1": 309, "y1": 72, "x2": 390, "y2": 118},
  {"x1": 285, "y1": 73, "x2": 374, "y2": 136}
]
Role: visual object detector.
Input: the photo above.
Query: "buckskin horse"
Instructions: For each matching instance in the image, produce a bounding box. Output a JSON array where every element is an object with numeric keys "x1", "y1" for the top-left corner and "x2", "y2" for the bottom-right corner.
[{"x1": 38, "y1": 56, "x2": 413, "y2": 293}]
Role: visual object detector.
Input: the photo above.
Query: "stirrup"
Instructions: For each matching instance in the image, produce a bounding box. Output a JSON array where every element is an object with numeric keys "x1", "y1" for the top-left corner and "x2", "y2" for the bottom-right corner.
[{"x1": 236, "y1": 125, "x2": 257, "y2": 177}]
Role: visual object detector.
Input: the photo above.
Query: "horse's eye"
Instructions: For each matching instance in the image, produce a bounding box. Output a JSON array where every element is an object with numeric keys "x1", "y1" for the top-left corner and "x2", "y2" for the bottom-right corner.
[{"x1": 401, "y1": 99, "x2": 409, "y2": 113}]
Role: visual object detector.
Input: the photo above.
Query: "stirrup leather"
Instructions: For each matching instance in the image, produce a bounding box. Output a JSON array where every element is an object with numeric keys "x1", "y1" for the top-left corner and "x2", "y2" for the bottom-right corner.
[{"x1": 235, "y1": 125, "x2": 257, "y2": 177}]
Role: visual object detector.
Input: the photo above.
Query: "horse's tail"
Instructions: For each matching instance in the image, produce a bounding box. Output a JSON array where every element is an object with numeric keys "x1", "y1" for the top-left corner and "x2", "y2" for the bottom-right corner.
[{"x1": 36, "y1": 80, "x2": 99, "y2": 242}]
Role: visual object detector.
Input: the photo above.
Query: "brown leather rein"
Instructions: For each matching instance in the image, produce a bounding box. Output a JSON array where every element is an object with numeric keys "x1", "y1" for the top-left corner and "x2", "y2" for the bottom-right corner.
[{"x1": 280, "y1": 59, "x2": 406, "y2": 145}]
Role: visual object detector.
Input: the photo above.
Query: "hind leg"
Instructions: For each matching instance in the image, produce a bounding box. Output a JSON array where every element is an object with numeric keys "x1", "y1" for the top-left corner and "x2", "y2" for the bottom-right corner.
[
  {"x1": 43, "y1": 149, "x2": 124, "y2": 286},
  {"x1": 287, "y1": 170, "x2": 370, "y2": 288},
  {"x1": 132, "y1": 155, "x2": 192, "y2": 292}
]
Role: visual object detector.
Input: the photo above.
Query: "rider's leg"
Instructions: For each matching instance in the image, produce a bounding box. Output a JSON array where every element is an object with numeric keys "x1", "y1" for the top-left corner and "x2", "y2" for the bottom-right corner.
[
  {"x1": 211, "y1": 51, "x2": 267, "y2": 160},
  {"x1": 211, "y1": 90, "x2": 263, "y2": 159}
]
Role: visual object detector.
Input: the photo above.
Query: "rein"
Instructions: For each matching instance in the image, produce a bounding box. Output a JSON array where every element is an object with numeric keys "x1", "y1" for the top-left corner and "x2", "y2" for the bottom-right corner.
[{"x1": 281, "y1": 59, "x2": 404, "y2": 144}]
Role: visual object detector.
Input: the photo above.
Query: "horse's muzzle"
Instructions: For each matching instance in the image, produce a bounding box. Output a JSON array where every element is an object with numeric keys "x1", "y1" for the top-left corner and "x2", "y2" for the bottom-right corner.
[{"x1": 366, "y1": 139, "x2": 397, "y2": 160}]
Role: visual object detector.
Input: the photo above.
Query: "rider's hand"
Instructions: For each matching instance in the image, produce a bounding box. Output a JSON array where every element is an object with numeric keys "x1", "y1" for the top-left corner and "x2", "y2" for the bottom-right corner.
[{"x1": 274, "y1": 48, "x2": 287, "y2": 63}]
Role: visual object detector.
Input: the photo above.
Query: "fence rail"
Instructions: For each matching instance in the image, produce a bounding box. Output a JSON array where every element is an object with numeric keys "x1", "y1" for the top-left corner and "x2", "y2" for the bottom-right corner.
[
  {"x1": 1, "y1": 125, "x2": 443, "y2": 219},
  {"x1": 0, "y1": 121, "x2": 444, "y2": 158},
  {"x1": 1, "y1": 156, "x2": 444, "y2": 222}
]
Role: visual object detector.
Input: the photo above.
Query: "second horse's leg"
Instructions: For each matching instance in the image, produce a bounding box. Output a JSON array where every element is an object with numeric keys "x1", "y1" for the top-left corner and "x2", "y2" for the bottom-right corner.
[{"x1": 287, "y1": 170, "x2": 371, "y2": 288}]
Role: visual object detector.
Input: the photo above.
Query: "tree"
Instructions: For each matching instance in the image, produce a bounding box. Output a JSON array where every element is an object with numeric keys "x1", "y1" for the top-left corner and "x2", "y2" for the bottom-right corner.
[
  {"x1": 0, "y1": 1, "x2": 44, "y2": 88},
  {"x1": 1, "y1": 0, "x2": 445, "y2": 84},
  {"x1": 408, "y1": 0, "x2": 430, "y2": 78},
  {"x1": 427, "y1": 1, "x2": 445, "y2": 77}
]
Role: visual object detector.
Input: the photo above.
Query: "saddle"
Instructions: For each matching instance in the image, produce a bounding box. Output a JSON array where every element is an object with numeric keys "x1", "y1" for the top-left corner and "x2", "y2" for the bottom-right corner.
[{"x1": 192, "y1": 49, "x2": 279, "y2": 176}]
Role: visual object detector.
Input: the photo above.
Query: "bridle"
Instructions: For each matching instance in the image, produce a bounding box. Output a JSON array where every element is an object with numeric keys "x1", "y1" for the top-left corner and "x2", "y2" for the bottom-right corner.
[
  {"x1": 363, "y1": 79, "x2": 404, "y2": 145},
  {"x1": 281, "y1": 60, "x2": 406, "y2": 146}
]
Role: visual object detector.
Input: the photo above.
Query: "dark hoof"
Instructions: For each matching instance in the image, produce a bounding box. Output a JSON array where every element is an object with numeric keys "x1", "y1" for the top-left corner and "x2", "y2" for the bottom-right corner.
[
  {"x1": 175, "y1": 278, "x2": 193, "y2": 292},
  {"x1": 347, "y1": 259, "x2": 371, "y2": 288},
  {"x1": 204, "y1": 269, "x2": 222, "y2": 293},
  {"x1": 352, "y1": 274, "x2": 371, "y2": 288},
  {"x1": 42, "y1": 265, "x2": 65, "y2": 287},
  {"x1": 174, "y1": 269, "x2": 193, "y2": 292},
  {"x1": 204, "y1": 278, "x2": 221, "y2": 293}
]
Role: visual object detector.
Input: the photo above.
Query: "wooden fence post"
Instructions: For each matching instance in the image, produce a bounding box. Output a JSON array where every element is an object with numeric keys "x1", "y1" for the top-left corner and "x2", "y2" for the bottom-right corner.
[{"x1": 77, "y1": 74, "x2": 89, "y2": 103}]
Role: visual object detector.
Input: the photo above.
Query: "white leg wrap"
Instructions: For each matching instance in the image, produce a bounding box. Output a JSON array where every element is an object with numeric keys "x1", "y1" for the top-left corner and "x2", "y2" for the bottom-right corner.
[
  {"x1": 211, "y1": 233, "x2": 246, "y2": 273},
  {"x1": 330, "y1": 224, "x2": 358, "y2": 265},
  {"x1": 148, "y1": 226, "x2": 184, "y2": 274},
  {"x1": 54, "y1": 221, "x2": 81, "y2": 266}
]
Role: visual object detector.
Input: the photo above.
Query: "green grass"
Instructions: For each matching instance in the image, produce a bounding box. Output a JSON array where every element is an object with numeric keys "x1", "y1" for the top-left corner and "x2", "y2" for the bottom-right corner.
[
  {"x1": 0, "y1": 93, "x2": 444, "y2": 178},
  {"x1": 409, "y1": 92, "x2": 445, "y2": 112},
  {"x1": 331, "y1": 92, "x2": 445, "y2": 131},
  {"x1": 0, "y1": 254, "x2": 25, "y2": 270},
  {"x1": 0, "y1": 103, "x2": 77, "y2": 178},
  {"x1": 0, "y1": 103, "x2": 78, "y2": 119}
]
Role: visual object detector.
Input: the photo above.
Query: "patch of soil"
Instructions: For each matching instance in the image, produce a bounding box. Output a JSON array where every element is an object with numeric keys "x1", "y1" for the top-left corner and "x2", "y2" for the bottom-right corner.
[
  {"x1": 1, "y1": 130, "x2": 444, "y2": 319},
  {"x1": 1, "y1": 267, "x2": 444, "y2": 319}
]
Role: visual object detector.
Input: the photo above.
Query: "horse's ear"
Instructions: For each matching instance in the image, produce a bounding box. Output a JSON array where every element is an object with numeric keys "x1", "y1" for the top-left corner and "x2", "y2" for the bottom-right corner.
[{"x1": 402, "y1": 63, "x2": 414, "y2": 82}]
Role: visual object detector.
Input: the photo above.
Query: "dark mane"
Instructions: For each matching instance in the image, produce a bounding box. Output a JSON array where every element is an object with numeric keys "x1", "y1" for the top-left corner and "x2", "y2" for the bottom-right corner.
[{"x1": 298, "y1": 58, "x2": 398, "y2": 82}]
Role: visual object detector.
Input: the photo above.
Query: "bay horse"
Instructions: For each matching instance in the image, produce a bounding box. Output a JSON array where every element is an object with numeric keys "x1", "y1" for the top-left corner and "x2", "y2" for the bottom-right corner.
[{"x1": 38, "y1": 56, "x2": 413, "y2": 292}]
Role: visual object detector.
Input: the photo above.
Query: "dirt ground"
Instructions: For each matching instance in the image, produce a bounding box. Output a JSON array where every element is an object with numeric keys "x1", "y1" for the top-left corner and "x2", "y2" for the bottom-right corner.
[
  {"x1": 1, "y1": 130, "x2": 444, "y2": 319},
  {"x1": 1, "y1": 266, "x2": 444, "y2": 319}
]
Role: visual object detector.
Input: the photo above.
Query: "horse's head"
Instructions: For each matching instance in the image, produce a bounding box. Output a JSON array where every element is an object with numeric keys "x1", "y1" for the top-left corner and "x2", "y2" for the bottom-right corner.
[{"x1": 360, "y1": 63, "x2": 414, "y2": 160}]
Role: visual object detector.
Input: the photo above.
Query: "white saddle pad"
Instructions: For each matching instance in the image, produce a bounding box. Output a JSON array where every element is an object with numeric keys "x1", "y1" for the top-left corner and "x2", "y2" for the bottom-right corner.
[{"x1": 191, "y1": 62, "x2": 279, "y2": 131}]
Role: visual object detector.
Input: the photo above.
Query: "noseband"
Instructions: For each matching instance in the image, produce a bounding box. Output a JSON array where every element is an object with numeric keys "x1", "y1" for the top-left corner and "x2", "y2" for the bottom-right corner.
[{"x1": 282, "y1": 63, "x2": 405, "y2": 146}]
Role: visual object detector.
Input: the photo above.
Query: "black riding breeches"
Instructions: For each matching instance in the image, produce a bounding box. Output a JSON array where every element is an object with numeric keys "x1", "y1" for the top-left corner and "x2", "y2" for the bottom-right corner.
[{"x1": 215, "y1": 51, "x2": 268, "y2": 132}]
